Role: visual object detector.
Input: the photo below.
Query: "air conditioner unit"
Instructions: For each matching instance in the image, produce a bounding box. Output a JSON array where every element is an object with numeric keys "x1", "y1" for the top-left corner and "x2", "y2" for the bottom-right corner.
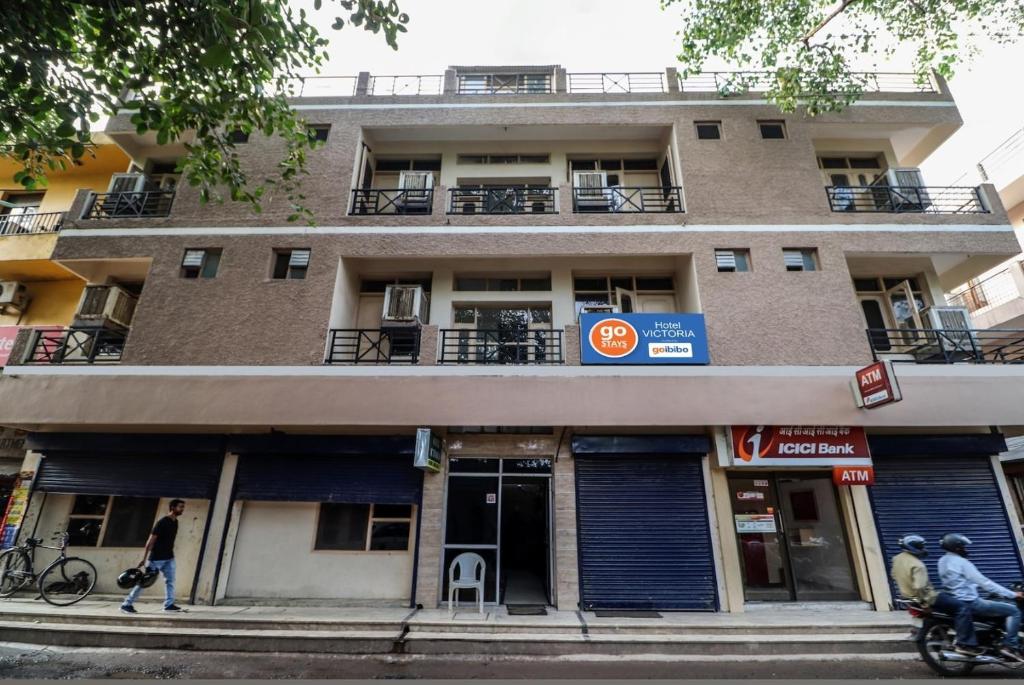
[
  {"x1": 0, "y1": 281, "x2": 28, "y2": 312},
  {"x1": 73, "y1": 285, "x2": 137, "y2": 329},
  {"x1": 107, "y1": 173, "x2": 148, "y2": 194},
  {"x1": 920, "y1": 306, "x2": 978, "y2": 358},
  {"x1": 580, "y1": 304, "x2": 618, "y2": 316},
  {"x1": 573, "y1": 171, "x2": 609, "y2": 209},
  {"x1": 381, "y1": 285, "x2": 428, "y2": 327}
]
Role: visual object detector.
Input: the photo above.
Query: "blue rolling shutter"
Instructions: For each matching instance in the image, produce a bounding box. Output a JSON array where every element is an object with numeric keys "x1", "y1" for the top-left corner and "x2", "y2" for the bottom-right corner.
[
  {"x1": 234, "y1": 454, "x2": 422, "y2": 504},
  {"x1": 870, "y1": 456, "x2": 1024, "y2": 591},
  {"x1": 575, "y1": 455, "x2": 717, "y2": 611},
  {"x1": 35, "y1": 453, "x2": 223, "y2": 499}
]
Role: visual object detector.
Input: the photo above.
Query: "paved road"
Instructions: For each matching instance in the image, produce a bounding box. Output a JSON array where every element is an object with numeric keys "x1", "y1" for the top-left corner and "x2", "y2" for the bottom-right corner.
[{"x1": 1, "y1": 643, "x2": 1022, "y2": 679}]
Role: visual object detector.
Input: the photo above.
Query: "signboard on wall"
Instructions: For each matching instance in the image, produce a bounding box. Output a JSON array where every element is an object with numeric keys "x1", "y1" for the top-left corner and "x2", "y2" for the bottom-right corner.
[
  {"x1": 413, "y1": 428, "x2": 442, "y2": 472},
  {"x1": 833, "y1": 465, "x2": 875, "y2": 486},
  {"x1": 0, "y1": 471, "x2": 34, "y2": 548},
  {"x1": 579, "y1": 313, "x2": 709, "y2": 365},
  {"x1": 853, "y1": 360, "x2": 902, "y2": 409},
  {"x1": 730, "y1": 426, "x2": 872, "y2": 467},
  {"x1": 0, "y1": 326, "x2": 20, "y2": 366}
]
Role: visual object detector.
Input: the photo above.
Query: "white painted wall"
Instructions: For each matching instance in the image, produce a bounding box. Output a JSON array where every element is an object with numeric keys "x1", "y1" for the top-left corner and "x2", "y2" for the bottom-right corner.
[
  {"x1": 224, "y1": 501, "x2": 414, "y2": 601},
  {"x1": 32, "y1": 494, "x2": 208, "y2": 597}
]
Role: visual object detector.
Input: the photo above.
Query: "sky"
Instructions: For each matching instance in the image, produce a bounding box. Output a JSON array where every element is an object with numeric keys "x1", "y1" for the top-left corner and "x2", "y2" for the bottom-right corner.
[{"x1": 307, "y1": 0, "x2": 1024, "y2": 185}]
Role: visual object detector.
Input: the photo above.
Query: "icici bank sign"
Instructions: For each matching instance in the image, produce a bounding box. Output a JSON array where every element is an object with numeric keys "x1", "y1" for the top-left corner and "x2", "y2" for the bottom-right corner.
[{"x1": 729, "y1": 426, "x2": 872, "y2": 467}]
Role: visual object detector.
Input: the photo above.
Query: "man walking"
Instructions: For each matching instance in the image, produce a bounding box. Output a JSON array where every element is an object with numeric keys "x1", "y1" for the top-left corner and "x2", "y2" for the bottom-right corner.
[{"x1": 121, "y1": 499, "x2": 186, "y2": 614}]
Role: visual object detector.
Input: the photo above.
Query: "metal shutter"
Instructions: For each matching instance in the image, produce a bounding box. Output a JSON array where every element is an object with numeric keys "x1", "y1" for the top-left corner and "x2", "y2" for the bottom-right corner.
[
  {"x1": 235, "y1": 454, "x2": 422, "y2": 504},
  {"x1": 575, "y1": 455, "x2": 717, "y2": 611},
  {"x1": 35, "y1": 453, "x2": 223, "y2": 499},
  {"x1": 870, "y1": 456, "x2": 1024, "y2": 591}
]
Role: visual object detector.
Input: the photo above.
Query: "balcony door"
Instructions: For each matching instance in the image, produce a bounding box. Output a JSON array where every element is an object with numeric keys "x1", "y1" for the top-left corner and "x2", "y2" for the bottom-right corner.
[{"x1": 452, "y1": 306, "x2": 553, "y2": 364}]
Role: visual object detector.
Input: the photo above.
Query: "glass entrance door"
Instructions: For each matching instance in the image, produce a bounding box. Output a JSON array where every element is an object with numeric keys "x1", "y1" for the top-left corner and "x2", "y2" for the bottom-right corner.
[{"x1": 730, "y1": 474, "x2": 859, "y2": 602}]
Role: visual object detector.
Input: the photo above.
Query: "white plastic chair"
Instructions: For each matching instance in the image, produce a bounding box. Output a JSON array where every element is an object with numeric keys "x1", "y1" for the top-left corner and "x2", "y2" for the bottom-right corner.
[{"x1": 448, "y1": 552, "x2": 486, "y2": 617}]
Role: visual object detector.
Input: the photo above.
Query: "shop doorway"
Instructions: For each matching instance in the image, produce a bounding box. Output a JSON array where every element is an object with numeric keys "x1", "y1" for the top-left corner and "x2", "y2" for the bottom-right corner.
[
  {"x1": 729, "y1": 474, "x2": 858, "y2": 602},
  {"x1": 442, "y1": 458, "x2": 552, "y2": 607}
]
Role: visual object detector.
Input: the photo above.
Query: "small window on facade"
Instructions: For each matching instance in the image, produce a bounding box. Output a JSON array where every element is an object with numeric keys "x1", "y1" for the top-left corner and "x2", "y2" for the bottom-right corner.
[
  {"x1": 102, "y1": 497, "x2": 160, "y2": 547},
  {"x1": 715, "y1": 249, "x2": 751, "y2": 272},
  {"x1": 228, "y1": 130, "x2": 250, "y2": 144},
  {"x1": 272, "y1": 248, "x2": 310, "y2": 280},
  {"x1": 453, "y1": 275, "x2": 552, "y2": 292},
  {"x1": 181, "y1": 249, "x2": 221, "y2": 279},
  {"x1": 67, "y1": 495, "x2": 107, "y2": 547},
  {"x1": 758, "y1": 120, "x2": 787, "y2": 139},
  {"x1": 315, "y1": 503, "x2": 413, "y2": 551},
  {"x1": 783, "y1": 248, "x2": 819, "y2": 272},
  {"x1": 309, "y1": 125, "x2": 330, "y2": 142},
  {"x1": 695, "y1": 122, "x2": 722, "y2": 140}
]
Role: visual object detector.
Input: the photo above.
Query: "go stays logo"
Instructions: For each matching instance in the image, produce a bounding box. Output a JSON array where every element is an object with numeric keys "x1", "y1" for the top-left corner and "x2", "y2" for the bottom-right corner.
[{"x1": 588, "y1": 318, "x2": 639, "y2": 358}]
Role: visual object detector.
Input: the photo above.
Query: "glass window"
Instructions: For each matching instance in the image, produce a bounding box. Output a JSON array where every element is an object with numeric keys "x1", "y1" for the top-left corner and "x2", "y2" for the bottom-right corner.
[
  {"x1": 375, "y1": 159, "x2": 412, "y2": 172},
  {"x1": 493, "y1": 278, "x2": 518, "y2": 291},
  {"x1": 309, "y1": 125, "x2": 331, "y2": 142},
  {"x1": 448, "y1": 458, "x2": 500, "y2": 473},
  {"x1": 853, "y1": 278, "x2": 881, "y2": 292},
  {"x1": 70, "y1": 495, "x2": 108, "y2": 516},
  {"x1": 520, "y1": 277, "x2": 551, "y2": 291},
  {"x1": 315, "y1": 503, "x2": 370, "y2": 550},
  {"x1": 783, "y1": 248, "x2": 818, "y2": 272},
  {"x1": 758, "y1": 120, "x2": 787, "y2": 139},
  {"x1": 529, "y1": 307, "x2": 552, "y2": 324},
  {"x1": 503, "y1": 458, "x2": 553, "y2": 474},
  {"x1": 67, "y1": 518, "x2": 102, "y2": 547},
  {"x1": 453, "y1": 307, "x2": 476, "y2": 324},
  {"x1": 369, "y1": 522, "x2": 411, "y2": 550},
  {"x1": 454, "y1": 277, "x2": 487, "y2": 291},
  {"x1": 102, "y1": 497, "x2": 159, "y2": 547},
  {"x1": 716, "y1": 249, "x2": 751, "y2": 273},
  {"x1": 622, "y1": 159, "x2": 658, "y2": 171},
  {"x1": 695, "y1": 122, "x2": 722, "y2": 140},
  {"x1": 181, "y1": 248, "x2": 221, "y2": 279},
  {"x1": 573, "y1": 277, "x2": 607, "y2": 291},
  {"x1": 635, "y1": 276, "x2": 674, "y2": 291},
  {"x1": 373, "y1": 504, "x2": 413, "y2": 518},
  {"x1": 272, "y1": 249, "x2": 310, "y2": 279}
]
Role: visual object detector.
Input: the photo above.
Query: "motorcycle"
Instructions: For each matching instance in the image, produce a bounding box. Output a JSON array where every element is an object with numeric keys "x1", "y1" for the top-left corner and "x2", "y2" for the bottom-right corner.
[{"x1": 902, "y1": 587, "x2": 1024, "y2": 676}]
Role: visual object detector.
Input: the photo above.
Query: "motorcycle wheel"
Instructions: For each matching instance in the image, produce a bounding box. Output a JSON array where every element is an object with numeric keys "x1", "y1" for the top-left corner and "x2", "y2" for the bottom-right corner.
[{"x1": 918, "y1": 621, "x2": 976, "y2": 677}]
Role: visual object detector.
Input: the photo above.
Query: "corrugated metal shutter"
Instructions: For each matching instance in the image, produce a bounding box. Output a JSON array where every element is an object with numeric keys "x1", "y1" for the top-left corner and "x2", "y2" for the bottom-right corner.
[
  {"x1": 35, "y1": 453, "x2": 223, "y2": 499},
  {"x1": 235, "y1": 454, "x2": 422, "y2": 504},
  {"x1": 870, "y1": 456, "x2": 1024, "y2": 590},
  {"x1": 575, "y1": 455, "x2": 717, "y2": 611}
]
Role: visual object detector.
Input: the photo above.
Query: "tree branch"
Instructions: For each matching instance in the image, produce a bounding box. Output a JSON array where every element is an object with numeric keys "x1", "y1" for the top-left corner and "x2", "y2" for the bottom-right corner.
[{"x1": 802, "y1": 0, "x2": 860, "y2": 44}]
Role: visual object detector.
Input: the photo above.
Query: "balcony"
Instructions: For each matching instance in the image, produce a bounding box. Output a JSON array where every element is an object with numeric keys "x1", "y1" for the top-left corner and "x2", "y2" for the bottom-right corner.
[
  {"x1": 867, "y1": 328, "x2": 1024, "y2": 364},
  {"x1": 826, "y1": 186, "x2": 987, "y2": 214},
  {"x1": 83, "y1": 190, "x2": 175, "y2": 219},
  {"x1": 448, "y1": 187, "x2": 556, "y2": 215},
  {"x1": 23, "y1": 328, "x2": 127, "y2": 365},
  {"x1": 324, "y1": 328, "x2": 421, "y2": 364},
  {"x1": 572, "y1": 186, "x2": 683, "y2": 213},
  {"x1": 349, "y1": 188, "x2": 434, "y2": 215},
  {"x1": 947, "y1": 265, "x2": 1024, "y2": 330},
  {"x1": 0, "y1": 211, "x2": 64, "y2": 236},
  {"x1": 439, "y1": 328, "x2": 564, "y2": 364}
]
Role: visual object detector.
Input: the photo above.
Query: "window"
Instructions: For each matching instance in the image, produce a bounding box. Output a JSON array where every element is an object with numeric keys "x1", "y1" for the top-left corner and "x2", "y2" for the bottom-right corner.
[
  {"x1": 374, "y1": 158, "x2": 442, "y2": 173},
  {"x1": 715, "y1": 249, "x2": 751, "y2": 273},
  {"x1": 67, "y1": 495, "x2": 159, "y2": 548},
  {"x1": 309, "y1": 125, "x2": 331, "y2": 142},
  {"x1": 228, "y1": 130, "x2": 250, "y2": 144},
  {"x1": 359, "y1": 276, "x2": 432, "y2": 293},
  {"x1": 695, "y1": 122, "x2": 722, "y2": 140},
  {"x1": 572, "y1": 274, "x2": 675, "y2": 315},
  {"x1": 272, "y1": 248, "x2": 310, "y2": 279},
  {"x1": 783, "y1": 248, "x2": 819, "y2": 272},
  {"x1": 456, "y1": 153, "x2": 550, "y2": 165},
  {"x1": 314, "y1": 503, "x2": 413, "y2": 551},
  {"x1": 453, "y1": 275, "x2": 551, "y2": 291},
  {"x1": 758, "y1": 120, "x2": 787, "y2": 140},
  {"x1": 180, "y1": 249, "x2": 221, "y2": 278}
]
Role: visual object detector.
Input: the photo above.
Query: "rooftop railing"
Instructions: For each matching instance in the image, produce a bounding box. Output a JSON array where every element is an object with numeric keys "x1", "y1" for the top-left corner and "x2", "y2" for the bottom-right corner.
[
  {"x1": 977, "y1": 125, "x2": 1024, "y2": 189},
  {"x1": 867, "y1": 328, "x2": 1024, "y2": 364},
  {"x1": 826, "y1": 186, "x2": 987, "y2": 214},
  {"x1": 288, "y1": 76, "x2": 358, "y2": 97},
  {"x1": 368, "y1": 74, "x2": 444, "y2": 96},
  {"x1": 678, "y1": 71, "x2": 938, "y2": 94},
  {"x1": 0, "y1": 211, "x2": 64, "y2": 236},
  {"x1": 567, "y1": 72, "x2": 666, "y2": 94},
  {"x1": 947, "y1": 267, "x2": 1024, "y2": 314}
]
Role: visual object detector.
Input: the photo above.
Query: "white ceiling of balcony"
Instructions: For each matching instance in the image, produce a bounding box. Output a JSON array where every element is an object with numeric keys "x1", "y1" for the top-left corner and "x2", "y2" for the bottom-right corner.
[
  {"x1": 364, "y1": 124, "x2": 670, "y2": 142},
  {"x1": 807, "y1": 122, "x2": 959, "y2": 168}
]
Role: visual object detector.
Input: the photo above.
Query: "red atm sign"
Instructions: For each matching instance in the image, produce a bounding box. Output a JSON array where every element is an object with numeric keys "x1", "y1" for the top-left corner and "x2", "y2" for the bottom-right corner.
[
  {"x1": 833, "y1": 465, "x2": 875, "y2": 486},
  {"x1": 855, "y1": 360, "x2": 902, "y2": 409}
]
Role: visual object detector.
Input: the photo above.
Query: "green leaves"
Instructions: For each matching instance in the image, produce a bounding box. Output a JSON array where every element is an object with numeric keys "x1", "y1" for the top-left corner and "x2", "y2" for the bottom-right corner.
[
  {"x1": 0, "y1": 0, "x2": 409, "y2": 222},
  {"x1": 666, "y1": 0, "x2": 1023, "y2": 114}
]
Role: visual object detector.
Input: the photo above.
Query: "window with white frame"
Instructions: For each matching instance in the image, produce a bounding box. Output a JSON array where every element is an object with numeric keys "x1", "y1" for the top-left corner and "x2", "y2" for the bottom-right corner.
[
  {"x1": 453, "y1": 274, "x2": 551, "y2": 292},
  {"x1": 572, "y1": 274, "x2": 675, "y2": 315},
  {"x1": 314, "y1": 503, "x2": 414, "y2": 551},
  {"x1": 67, "y1": 495, "x2": 160, "y2": 548},
  {"x1": 272, "y1": 248, "x2": 310, "y2": 279}
]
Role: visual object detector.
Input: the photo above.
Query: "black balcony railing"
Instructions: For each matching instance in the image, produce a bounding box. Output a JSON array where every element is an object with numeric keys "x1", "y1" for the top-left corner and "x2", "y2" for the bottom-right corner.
[
  {"x1": 867, "y1": 328, "x2": 1024, "y2": 364},
  {"x1": 325, "y1": 328, "x2": 421, "y2": 364},
  {"x1": 25, "y1": 328, "x2": 127, "y2": 365},
  {"x1": 448, "y1": 188, "x2": 556, "y2": 214},
  {"x1": 826, "y1": 186, "x2": 986, "y2": 214},
  {"x1": 439, "y1": 328, "x2": 564, "y2": 364},
  {"x1": 573, "y1": 186, "x2": 683, "y2": 213},
  {"x1": 457, "y1": 73, "x2": 552, "y2": 95},
  {"x1": 0, "y1": 211, "x2": 64, "y2": 236},
  {"x1": 567, "y1": 72, "x2": 666, "y2": 94},
  {"x1": 84, "y1": 191, "x2": 175, "y2": 219},
  {"x1": 350, "y1": 188, "x2": 434, "y2": 215}
]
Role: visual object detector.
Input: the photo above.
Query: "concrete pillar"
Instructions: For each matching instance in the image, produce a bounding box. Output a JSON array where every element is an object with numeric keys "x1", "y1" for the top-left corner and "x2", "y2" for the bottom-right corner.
[
  {"x1": 708, "y1": 465, "x2": 744, "y2": 612},
  {"x1": 414, "y1": 458, "x2": 447, "y2": 608},
  {"x1": 416, "y1": 324, "x2": 439, "y2": 366},
  {"x1": 554, "y1": 68, "x2": 568, "y2": 94},
  {"x1": 563, "y1": 324, "x2": 581, "y2": 365},
  {"x1": 553, "y1": 432, "x2": 579, "y2": 611},
  {"x1": 850, "y1": 484, "x2": 893, "y2": 611},
  {"x1": 665, "y1": 67, "x2": 680, "y2": 93},
  {"x1": 214, "y1": 500, "x2": 243, "y2": 603},
  {"x1": 432, "y1": 183, "x2": 446, "y2": 216},
  {"x1": 838, "y1": 485, "x2": 874, "y2": 603},
  {"x1": 557, "y1": 183, "x2": 573, "y2": 215},
  {"x1": 193, "y1": 452, "x2": 239, "y2": 604},
  {"x1": 443, "y1": 69, "x2": 458, "y2": 95},
  {"x1": 991, "y1": 454, "x2": 1024, "y2": 565},
  {"x1": 355, "y1": 72, "x2": 370, "y2": 96}
]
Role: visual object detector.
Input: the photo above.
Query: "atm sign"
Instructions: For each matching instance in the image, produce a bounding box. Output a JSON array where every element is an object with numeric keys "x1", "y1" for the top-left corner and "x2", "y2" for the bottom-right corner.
[{"x1": 833, "y1": 465, "x2": 875, "y2": 486}]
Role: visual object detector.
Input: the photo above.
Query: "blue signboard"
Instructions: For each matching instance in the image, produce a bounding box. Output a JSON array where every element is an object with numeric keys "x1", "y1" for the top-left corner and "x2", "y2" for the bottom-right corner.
[{"x1": 579, "y1": 313, "x2": 709, "y2": 365}]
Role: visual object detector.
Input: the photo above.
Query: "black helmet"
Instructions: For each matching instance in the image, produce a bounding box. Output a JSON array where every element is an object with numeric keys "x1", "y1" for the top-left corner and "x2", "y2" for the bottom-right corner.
[
  {"x1": 139, "y1": 567, "x2": 160, "y2": 588},
  {"x1": 116, "y1": 568, "x2": 143, "y2": 589},
  {"x1": 899, "y1": 534, "x2": 928, "y2": 558},
  {"x1": 940, "y1": 533, "x2": 972, "y2": 556}
]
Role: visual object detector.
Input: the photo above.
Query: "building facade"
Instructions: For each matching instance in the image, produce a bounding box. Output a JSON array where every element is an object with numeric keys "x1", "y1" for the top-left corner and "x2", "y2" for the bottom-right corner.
[{"x1": 1, "y1": 66, "x2": 1022, "y2": 611}]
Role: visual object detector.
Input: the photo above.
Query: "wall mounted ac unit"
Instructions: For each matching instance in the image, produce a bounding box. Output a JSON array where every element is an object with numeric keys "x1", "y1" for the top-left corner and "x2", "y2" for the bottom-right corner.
[
  {"x1": 381, "y1": 285, "x2": 428, "y2": 326},
  {"x1": 920, "y1": 306, "x2": 977, "y2": 357},
  {"x1": 107, "y1": 173, "x2": 148, "y2": 194},
  {"x1": 0, "y1": 281, "x2": 28, "y2": 313},
  {"x1": 74, "y1": 284, "x2": 138, "y2": 329}
]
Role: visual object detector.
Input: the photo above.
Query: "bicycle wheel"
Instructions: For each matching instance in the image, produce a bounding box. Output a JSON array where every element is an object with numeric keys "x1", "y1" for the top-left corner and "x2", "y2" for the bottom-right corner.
[
  {"x1": 38, "y1": 557, "x2": 97, "y2": 606},
  {"x1": 0, "y1": 548, "x2": 32, "y2": 598}
]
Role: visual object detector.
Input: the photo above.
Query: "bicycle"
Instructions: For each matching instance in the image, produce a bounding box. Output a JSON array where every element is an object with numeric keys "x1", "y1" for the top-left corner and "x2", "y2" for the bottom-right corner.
[{"x1": 0, "y1": 531, "x2": 97, "y2": 606}]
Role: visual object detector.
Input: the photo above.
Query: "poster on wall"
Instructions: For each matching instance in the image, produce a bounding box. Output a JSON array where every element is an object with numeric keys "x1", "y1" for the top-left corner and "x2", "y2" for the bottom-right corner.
[
  {"x1": 0, "y1": 471, "x2": 34, "y2": 549},
  {"x1": 735, "y1": 514, "x2": 777, "y2": 534},
  {"x1": 730, "y1": 426, "x2": 872, "y2": 467}
]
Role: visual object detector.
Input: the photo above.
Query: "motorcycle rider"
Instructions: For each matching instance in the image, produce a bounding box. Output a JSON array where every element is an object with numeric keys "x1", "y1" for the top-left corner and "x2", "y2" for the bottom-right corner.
[
  {"x1": 891, "y1": 534, "x2": 982, "y2": 656},
  {"x1": 938, "y1": 533, "x2": 1024, "y2": 661}
]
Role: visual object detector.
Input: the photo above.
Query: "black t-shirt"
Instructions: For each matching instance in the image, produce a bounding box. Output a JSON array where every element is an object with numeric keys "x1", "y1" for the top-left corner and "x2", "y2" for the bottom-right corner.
[{"x1": 149, "y1": 515, "x2": 178, "y2": 561}]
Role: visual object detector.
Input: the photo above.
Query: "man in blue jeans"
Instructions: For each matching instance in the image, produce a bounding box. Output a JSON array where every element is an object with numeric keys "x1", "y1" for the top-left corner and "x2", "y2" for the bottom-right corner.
[
  {"x1": 121, "y1": 499, "x2": 185, "y2": 614},
  {"x1": 938, "y1": 533, "x2": 1024, "y2": 661}
]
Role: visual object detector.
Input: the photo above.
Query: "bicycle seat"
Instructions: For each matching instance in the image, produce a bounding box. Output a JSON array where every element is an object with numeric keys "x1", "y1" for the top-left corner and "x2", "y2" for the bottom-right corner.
[{"x1": 26, "y1": 537, "x2": 42, "y2": 546}]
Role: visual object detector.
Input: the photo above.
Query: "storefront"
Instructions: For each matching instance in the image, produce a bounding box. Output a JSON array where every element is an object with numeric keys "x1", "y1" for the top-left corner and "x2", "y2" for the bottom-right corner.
[
  {"x1": 222, "y1": 435, "x2": 423, "y2": 604},
  {"x1": 572, "y1": 435, "x2": 717, "y2": 611}
]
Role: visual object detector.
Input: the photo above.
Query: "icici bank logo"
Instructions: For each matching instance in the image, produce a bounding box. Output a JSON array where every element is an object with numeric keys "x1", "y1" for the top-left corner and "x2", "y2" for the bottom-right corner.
[
  {"x1": 588, "y1": 318, "x2": 639, "y2": 358},
  {"x1": 736, "y1": 425, "x2": 777, "y2": 462}
]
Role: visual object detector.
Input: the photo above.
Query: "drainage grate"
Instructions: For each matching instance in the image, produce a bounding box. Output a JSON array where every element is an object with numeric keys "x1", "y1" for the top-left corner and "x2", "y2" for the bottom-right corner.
[
  {"x1": 506, "y1": 605, "x2": 548, "y2": 616},
  {"x1": 593, "y1": 610, "x2": 662, "y2": 618}
]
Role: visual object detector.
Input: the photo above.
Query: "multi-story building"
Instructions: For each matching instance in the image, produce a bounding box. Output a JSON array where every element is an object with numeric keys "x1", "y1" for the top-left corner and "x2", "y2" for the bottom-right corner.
[{"x1": 0, "y1": 66, "x2": 1021, "y2": 613}]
